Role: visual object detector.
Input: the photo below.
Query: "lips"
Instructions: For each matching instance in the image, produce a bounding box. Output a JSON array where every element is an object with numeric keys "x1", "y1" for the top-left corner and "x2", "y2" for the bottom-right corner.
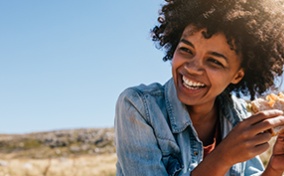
[{"x1": 182, "y1": 76, "x2": 206, "y2": 90}]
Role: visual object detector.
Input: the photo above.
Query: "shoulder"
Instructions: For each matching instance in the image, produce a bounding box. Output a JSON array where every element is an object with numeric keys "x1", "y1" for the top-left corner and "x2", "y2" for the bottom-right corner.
[
  {"x1": 116, "y1": 80, "x2": 171, "y2": 121},
  {"x1": 115, "y1": 81, "x2": 168, "y2": 128},
  {"x1": 117, "y1": 82, "x2": 166, "y2": 105}
]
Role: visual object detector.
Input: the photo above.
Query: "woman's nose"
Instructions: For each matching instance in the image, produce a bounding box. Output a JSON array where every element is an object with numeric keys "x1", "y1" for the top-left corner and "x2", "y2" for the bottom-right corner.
[{"x1": 184, "y1": 58, "x2": 204, "y2": 74}]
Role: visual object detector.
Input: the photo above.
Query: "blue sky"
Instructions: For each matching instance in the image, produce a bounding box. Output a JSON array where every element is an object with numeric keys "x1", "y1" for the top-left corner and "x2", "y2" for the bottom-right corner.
[
  {"x1": 0, "y1": 0, "x2": 172, "y2": 134},
  {"x1": 2, "y1": 1, "x2": 284, "y2": 134}
]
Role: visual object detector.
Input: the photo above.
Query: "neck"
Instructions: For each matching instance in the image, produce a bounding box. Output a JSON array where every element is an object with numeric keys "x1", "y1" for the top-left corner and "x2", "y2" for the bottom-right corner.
[
  {"x1": 187, "y1": 102, "x2": 217, "y2": 125},
  {"x1": 187, "y1": 102, "x2": 219, "y2": 145}
]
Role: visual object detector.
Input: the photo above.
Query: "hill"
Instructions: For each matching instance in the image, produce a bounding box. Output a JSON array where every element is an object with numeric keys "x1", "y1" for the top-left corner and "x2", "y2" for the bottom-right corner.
[{"x1": 0, "y1": 127, "x2": 115, "y2": 159}]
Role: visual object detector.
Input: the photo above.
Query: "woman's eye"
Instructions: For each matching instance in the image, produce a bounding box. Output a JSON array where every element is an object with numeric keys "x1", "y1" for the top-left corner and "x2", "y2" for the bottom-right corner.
[
  {"x1": 179, "y1": 47, "x2": 193, "y2": 54},
  {"x1": 208, "y1": 58, "x2": 224, "y2": 67}
]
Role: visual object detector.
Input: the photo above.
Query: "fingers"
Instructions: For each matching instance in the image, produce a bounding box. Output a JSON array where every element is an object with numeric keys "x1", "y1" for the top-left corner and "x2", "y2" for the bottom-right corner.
[
  {"x1": 272, "y1": 134, "x2": 284, "y2": 155},
  {"x1": 245, "y1": 109, "x2": 283, "y2": 125},
  {"x1": 252, "y1": 115, "x2": 284, "y2": 135},
  {"x1": 246, "y1": 132, "x2": 272, "y2": 156},
  {"x1": 278, "y1": 132, "x2": 284, "y2": 138},
  {"x1": 254, "y1": 142, "x2": 270, "y2": 155},
  {"x1": 276, "y1": 132, "x2": 284, "y2": 142},
  {"x1": 242, "y1": 131, "x2": 271, "y2": 148},
  {"x1": 243, "y1": 110, "x2": 284, "y2": 136},
  {"x1": 255, "y1": 131, "x2": 272, "y2": 144},
  {"x1": 235, "y1": 132, "x2": 271, "y2": 159},
  {"x1": 278, "y1": 130, "x2": 284, "y2": 138}
]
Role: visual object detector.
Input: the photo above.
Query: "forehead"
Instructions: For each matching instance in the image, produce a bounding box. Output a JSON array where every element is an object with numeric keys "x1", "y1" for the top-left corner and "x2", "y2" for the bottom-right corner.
[
  {"x1": 181, "y1": 25, "x2": 239, "y2": 53},
  {"x1": 181, "y1": 25, "x2": 227, "y2": 46},
  {"x1": 180, "y1": 25, "x2": 242, "y2": 60}
]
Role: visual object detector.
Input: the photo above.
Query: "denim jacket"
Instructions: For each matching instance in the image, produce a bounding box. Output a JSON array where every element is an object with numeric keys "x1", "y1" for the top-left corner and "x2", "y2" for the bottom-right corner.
[{"x1": 115, "y1": 78, "x2": 264, "y2": 176}]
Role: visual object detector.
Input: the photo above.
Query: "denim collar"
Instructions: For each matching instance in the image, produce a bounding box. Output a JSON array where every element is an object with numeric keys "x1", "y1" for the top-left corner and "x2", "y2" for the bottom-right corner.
[
  {"x1": 164, "y1": 78, "x2": 244, "y2": 134},
  {"x1": 165, "y1": 78, "x2": 193, "y2": 133}
]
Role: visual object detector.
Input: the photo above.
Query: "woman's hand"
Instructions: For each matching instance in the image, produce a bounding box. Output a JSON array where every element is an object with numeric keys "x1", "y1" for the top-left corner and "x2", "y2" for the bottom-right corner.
[
  {"x1": 214, "y1": 110, "x2": 284, "y2": 167},
  {"x1": 263, "y1": 132, "x2": 284, "y2": 175},
  {"x1": 192, "y1": 109, "x2": 284, "y2": 176}
]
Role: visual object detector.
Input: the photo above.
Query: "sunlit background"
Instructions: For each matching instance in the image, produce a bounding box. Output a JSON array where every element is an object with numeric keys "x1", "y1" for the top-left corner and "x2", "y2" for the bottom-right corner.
[
  {"x1": 1, "y1": 0, "x2": 283, "y2": 134},
  {"x1": 0, "y1": 0, "x2": 172, "y2": 134}
]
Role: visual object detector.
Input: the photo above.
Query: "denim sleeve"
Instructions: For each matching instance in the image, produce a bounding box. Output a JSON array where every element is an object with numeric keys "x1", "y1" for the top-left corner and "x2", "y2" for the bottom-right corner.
[
  {"x1": 114, "y1": 88, "x2": 169, "y2": 176},
  {"x1": 244, "y1": 156, "x2": 264, "y2": 176}
]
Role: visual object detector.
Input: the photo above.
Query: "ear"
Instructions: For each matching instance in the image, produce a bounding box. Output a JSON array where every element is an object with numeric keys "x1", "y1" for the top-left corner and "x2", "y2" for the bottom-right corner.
[{"x1": 231, "y1": 68, "x2": 245, "y2": 84}]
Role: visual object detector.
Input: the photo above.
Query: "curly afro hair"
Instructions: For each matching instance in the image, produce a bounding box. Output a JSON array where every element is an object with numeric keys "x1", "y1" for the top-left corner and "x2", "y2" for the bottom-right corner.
[{"x1": 152, "y1": 0, "x2": 284, "y2": 100}]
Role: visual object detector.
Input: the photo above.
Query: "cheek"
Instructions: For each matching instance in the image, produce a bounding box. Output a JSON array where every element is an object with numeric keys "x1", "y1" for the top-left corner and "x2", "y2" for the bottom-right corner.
[
  {"x1": 171, "y1": 63, "x2": 178, "y2": 82},
  {"x1": 171, "y1": 56, "x2": 180, "y2": 74},
  {"x1": 171, "y1": 57, "x2": 183, "y2": 85},
  {"x1": 208, "y1": 71, "x2": 232, "y2": 87},
  {"x1": 171, "y1": 53, "x2": 185, "y2": 69}
]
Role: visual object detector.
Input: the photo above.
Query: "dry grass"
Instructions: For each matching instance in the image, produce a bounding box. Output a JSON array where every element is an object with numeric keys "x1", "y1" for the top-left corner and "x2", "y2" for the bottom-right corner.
[
  {"x1": 0, "y1": 137, "x2": 277, "y2": 176},
  {"x1": 0, "y1": 153, "x2": 117, "y2": 176}
]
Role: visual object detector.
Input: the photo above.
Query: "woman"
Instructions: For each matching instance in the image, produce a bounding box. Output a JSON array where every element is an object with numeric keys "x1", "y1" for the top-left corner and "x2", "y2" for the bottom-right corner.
[{"x1": 115, "y1": 0, "x2": 284, "y2": 175}]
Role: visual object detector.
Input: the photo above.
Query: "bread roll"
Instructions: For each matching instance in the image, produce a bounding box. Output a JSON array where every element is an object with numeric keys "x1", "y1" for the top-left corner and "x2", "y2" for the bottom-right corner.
[{"x1": 249, "y1": 93, "x2": 284, "y2": 136}]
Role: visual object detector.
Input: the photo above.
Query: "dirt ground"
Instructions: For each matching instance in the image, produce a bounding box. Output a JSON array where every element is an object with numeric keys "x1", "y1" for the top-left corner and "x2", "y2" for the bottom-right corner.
[{"x1": 0, "y1": 153, "x2": 117, "y2": 176}]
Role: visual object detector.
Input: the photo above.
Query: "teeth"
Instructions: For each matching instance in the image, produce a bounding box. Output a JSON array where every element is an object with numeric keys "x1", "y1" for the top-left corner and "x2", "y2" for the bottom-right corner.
[{"x1": 182, "y1": 76, "x2": 205, "y2": 88}]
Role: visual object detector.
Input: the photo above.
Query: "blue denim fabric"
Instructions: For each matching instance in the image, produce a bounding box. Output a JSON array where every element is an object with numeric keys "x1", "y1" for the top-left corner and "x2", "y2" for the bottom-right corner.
[{"x1": 115, "y1": 78, "x2": 264, "y2": 176}]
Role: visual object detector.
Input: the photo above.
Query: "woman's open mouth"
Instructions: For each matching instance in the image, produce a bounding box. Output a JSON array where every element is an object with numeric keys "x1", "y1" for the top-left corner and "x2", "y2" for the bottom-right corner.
[{"x1": 182, "y1": 76, "x2": 206, "y2": 90}]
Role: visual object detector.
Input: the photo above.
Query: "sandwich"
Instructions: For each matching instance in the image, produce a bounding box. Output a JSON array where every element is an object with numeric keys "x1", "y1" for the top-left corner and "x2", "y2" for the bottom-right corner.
[{"x1": 248, "y1": 92, "x2": 284, "y2": 136}]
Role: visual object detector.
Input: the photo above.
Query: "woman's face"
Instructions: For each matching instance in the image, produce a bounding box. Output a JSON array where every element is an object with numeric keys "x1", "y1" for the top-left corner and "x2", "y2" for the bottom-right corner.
[{"x1": 172, "y1": 25, "x2": 244, "y2": 108}]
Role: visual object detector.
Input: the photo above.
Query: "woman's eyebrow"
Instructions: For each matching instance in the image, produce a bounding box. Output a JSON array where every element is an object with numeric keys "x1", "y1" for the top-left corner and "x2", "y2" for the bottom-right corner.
[
  {"x1": 180, "y1": 39, "x2": 195, "y2": 48},
  {"x1": 211, "y1": 52, "x2": 228, "y2": 61}
]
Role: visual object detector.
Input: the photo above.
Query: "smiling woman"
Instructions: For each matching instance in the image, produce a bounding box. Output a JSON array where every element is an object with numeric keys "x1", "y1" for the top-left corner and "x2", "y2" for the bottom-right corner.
[
  {"x1": 114, "y1": 0, "x2": 284, "y2": 176},
  {"x1": 172, "y1": 25, "x2": 244, "y2": 111}
]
